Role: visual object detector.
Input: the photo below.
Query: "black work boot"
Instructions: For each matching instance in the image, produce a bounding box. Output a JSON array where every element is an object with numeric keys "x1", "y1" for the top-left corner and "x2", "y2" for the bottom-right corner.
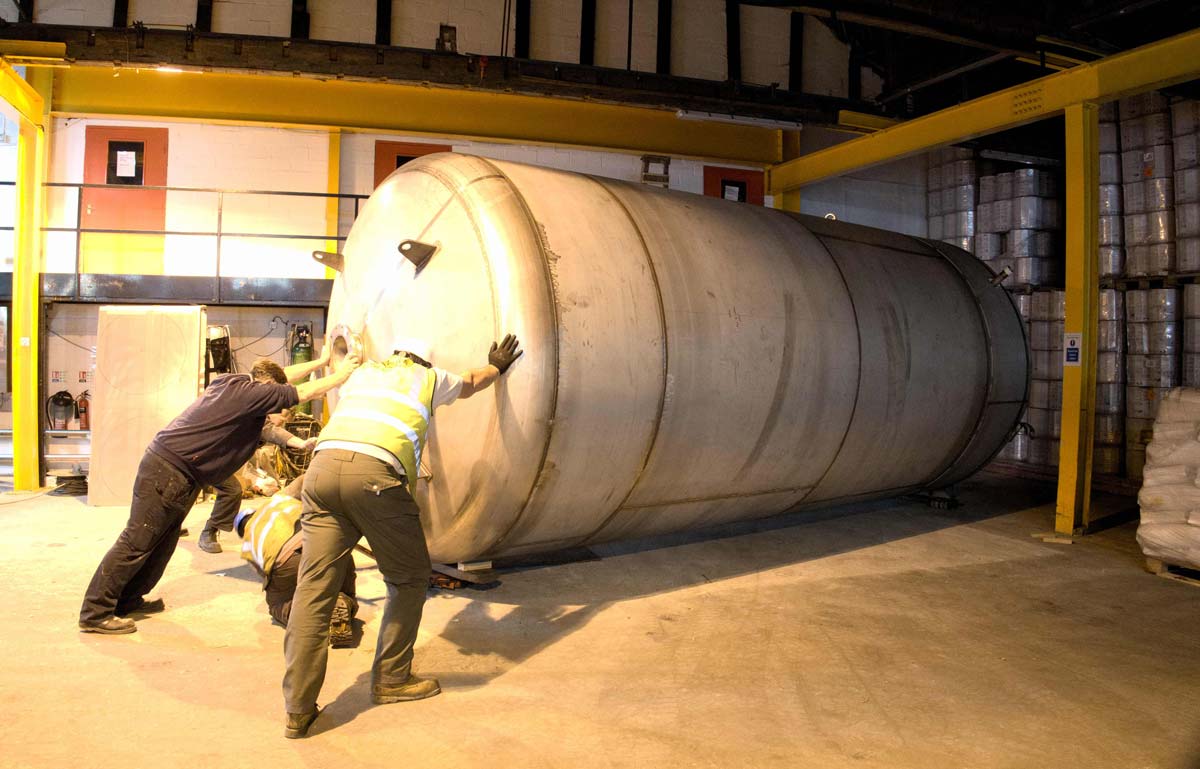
[
  {"x1": 116, "y1": 596, "x2": 166, "y2": 616},
  {"x1": 197, "y1": 527, "x2": 222, "y2": 554},
  {"x1": 371, "y1": 674, "x2": 441, "y2": 704}
]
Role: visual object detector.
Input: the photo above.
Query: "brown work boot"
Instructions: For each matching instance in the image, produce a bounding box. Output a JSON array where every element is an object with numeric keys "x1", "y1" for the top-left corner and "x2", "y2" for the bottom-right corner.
[
  {"x1": 371, "y1": 674, "x2": 441, "y2": 704},
  {"x1": 284, "y1": 707, "x2": 320, "y2": 739},
  {"x1": 328, "y1": 592, "x2": 354, "y2": 648},
  {"x1": 79, "y1": 616, "x2": 137, "y2": 635}
]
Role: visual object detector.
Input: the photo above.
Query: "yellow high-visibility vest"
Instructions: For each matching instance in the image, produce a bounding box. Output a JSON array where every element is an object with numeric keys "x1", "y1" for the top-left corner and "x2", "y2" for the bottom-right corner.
[
  {"x1": 317, "y1": 356, "x2": 437, "y2": 482},
  {"x1": 240, "y1": 494, "x2": 302, "y2": 577}
]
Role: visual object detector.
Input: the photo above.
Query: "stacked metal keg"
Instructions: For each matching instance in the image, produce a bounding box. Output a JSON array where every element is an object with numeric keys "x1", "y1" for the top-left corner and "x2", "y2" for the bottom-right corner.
[
  {"x1": 1121, "y1": 93, "x2": 1176, "y2": 276},
  {"x1": 927, "y1": 147, "x2": 977, "y2": 252},
  {"x1": 1098, "y1": 102, "x2": 1125, "y2": 277},
  {"x1": 1126, "y1": 287, "x2": 1180, "y2": 478},
  {"x1": 1094, "y1": 289, "x2": 1126, "y2": 475},
  {"x1": 1028, "y1": 290, "x2": 1065, "y2": 466},
  {"x1": 1174, "y1": 99, "x2": 1200, "y2": 271},
  {"x1": 978, "y1": 168, "x2": 1061, "y2": 286},
  {"x1": 1185, "y1": 285, "x2": 1200, "y2": 387}
]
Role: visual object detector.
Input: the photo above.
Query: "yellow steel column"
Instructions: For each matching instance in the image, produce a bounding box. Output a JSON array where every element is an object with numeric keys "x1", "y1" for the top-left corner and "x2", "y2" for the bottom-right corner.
[
  {"x1": 773, "y1": 130, "x2": 802, "y2": 213},
  {"x1": 324, "y1": 129, "x2": 341, "y2": 274},
  {"x1": 1056, "y1": 103, "x2": 1100, "y2": 534},
  {"x1": 7, "y1": 65, "x2": 46, "y2": 491}
]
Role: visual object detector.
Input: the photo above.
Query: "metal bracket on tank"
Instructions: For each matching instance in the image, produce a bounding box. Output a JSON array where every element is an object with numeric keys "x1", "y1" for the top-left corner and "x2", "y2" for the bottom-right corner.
[
  {"x1": 312, "y1": 250, "x2": 344, "y2": 272},
  {"x1": 399, "y1": 240, "x2": 438, "y2": 272}
]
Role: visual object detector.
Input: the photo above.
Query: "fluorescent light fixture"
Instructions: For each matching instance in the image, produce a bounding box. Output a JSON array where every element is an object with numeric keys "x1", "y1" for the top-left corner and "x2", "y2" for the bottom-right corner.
[
  {"x1": 156, "y1": 66, "x2": 185, "y2": 73},
  {"x1": 675, "y1": 109, "x2": 802, "y2": 130}
]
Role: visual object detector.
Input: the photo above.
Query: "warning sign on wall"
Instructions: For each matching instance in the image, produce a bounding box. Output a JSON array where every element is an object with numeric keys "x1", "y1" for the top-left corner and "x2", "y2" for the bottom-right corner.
[{"x1": 1063, "y1": 333, "x2": 1082, "y2": 366}]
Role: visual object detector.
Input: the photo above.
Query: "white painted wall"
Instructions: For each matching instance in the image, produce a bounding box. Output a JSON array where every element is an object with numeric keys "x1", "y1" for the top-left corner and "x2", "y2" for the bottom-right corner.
[
  {"x1": 128, "y1": 0, "x2": 199, "y2": 28},
  {"x1": 33, "y1": 0, "x2": 113, "y2": 25},
  {"x1": 212, "y1": 0, "x2": 291, "y2": 37},
  {"x1": 530, "y1": 0, "x2": 581, "y2": 64},
  {"x1": 392, "y1": 0, "x2": 509, "y2": 55},
  {"x1": 797, "y1": 126, "x2": 926, "y2": 236},
  {"x1": 740, "y1": 6, "x2": 789, "y2": 88},
  {"x1": 46, "y1": 118, "x2": 329, "y2": 278},
  {"x1": 594, "y1": 0, "x2": 656, "y2": 72},
  {"x1": 672, "y1": 0, "x2": 726, "y2": 81},
  {"x1": 309, "y1": 0, "x2": 376, "y2": 44},
  {"x1": 801, "y1": 17, "x2": 848, "y2": 98}
]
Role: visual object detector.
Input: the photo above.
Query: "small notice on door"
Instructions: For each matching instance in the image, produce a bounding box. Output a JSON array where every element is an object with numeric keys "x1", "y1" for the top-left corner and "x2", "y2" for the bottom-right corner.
[
  {"x1": 115, "y1": 150, "x2": 137, "y2": 178},
  {"x1": 1063, "y1": 333, "x2": 1082, "y2": 366}
]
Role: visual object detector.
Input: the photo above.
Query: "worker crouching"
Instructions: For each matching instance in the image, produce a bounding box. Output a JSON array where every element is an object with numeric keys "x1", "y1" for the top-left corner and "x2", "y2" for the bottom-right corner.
[{"x1": 234, "y1": 484, "x2": 358, "y2": 647}]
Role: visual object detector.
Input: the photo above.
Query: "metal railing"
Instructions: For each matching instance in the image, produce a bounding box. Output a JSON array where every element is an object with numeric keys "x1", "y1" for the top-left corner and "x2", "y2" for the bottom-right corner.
[{"x1": 0, "y1": 180, "x2": 370, "y2": 283}]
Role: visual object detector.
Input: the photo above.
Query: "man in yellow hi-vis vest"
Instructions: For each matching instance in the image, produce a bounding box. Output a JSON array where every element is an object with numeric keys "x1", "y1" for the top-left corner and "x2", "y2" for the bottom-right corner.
[{"x1": 281, "y1": 333, "x2": 523, "y2": 739}]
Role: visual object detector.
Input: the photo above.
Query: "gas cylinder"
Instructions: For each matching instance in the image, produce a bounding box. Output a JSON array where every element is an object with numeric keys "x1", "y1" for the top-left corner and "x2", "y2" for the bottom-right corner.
[{"x1": 290, "y1": 322, "x2": 314, "y2": 415}]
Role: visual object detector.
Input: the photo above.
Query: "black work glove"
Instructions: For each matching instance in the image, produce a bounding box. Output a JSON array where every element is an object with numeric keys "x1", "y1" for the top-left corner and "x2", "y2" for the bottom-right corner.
[{"x1": 488, "y1": 333, "x2": 523, "y2": 374}]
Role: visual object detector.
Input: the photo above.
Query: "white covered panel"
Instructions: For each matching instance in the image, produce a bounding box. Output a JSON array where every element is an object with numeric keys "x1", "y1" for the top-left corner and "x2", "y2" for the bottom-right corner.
[
  {"x1": 89, "y1": 306, "x2": 206, "y2": 506},
  {"x1": 530, "y1": 0, "x2": 581, "y2": 64},
  {"x1": 802, "y1": 17, "x2": 848, "y2": 97},
  {"x1": 309, "y1": 0, "x2": 376, "y2": 43},
  {"x1": 671, "y1": 0, "x2": 726, "y2": 81},
  {"x1": 212, "y1": 0, "x2": 291, "y2": 37},
  {"x1": 740, "y1": 6, "x2": 789, "y2": 88},
  {"x1": 35, "y1": 0, "x2": 115, "y2": 25},
  {"x1": 129, "y1": 0, "x2": 199, "y2": 28}
]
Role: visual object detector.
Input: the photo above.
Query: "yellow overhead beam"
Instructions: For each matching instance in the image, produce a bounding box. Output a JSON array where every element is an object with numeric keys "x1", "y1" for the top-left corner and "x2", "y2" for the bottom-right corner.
[
  {"x1": 1056, "y1": 103, "x2": 1100, "y2": 535},
  {"x1": 0, "y1": 59, "x2": 44, "y2": 126},
  {"x1": 51, "y1": 67, "x2": 782, "y2": 166},
  {"x1": 0, "y1": 40, "x2": 67, "y2": 65},
  {"x1": 769, "y1": 26, "x2": 1200, "y2": 192}
]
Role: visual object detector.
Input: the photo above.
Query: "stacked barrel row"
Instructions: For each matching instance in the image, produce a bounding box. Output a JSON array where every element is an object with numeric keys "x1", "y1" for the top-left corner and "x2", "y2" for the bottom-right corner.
[
  {"x1": 977, "y1": 169, "x2": 1062, "y2": 287},
  {"x1": 927, "y1": 147, "x2": 978, "y2": 252}
]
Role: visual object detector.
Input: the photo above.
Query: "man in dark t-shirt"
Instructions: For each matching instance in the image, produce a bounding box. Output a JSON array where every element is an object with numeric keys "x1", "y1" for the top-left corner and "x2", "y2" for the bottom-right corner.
[{"x1": 79, "y1": 352, "x2": 360, "y2": 635}]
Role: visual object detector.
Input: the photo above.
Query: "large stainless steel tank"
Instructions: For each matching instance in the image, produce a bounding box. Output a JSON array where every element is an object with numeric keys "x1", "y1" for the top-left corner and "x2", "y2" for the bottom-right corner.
[{"x1": 326, "y1": 152, "x2": 1028, "y2": 564}]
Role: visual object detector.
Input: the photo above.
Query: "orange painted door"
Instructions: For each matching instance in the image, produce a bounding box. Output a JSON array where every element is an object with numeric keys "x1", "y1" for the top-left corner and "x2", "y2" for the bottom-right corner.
[
  {"x1": 703, "y1": 166, "x2": 765, "y2": 206},
  {"x1": 81, "y1": 126, "x2": 169, "y2": 274},
  {"x1": 374, "y1": 140, "x2": 450, "y2": 188}
]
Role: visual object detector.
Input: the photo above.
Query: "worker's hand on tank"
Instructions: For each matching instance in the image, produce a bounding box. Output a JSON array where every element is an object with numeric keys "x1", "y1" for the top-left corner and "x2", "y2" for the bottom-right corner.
[
  {"x1": 302, "y1": 436, "x2": 318, "y2": 451},
  {"x1": 336, "y1": 352, "x2": 362, "y2": 375},
  {"x1": 488, "y1": 334, "x2": 523, "y2": 374}
]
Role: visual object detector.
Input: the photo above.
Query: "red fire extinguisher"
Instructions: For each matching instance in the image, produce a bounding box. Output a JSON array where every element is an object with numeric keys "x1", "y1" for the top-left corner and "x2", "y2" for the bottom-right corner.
[{"x1": 76, "y1": 390, "x2": 90, "y2": 431}]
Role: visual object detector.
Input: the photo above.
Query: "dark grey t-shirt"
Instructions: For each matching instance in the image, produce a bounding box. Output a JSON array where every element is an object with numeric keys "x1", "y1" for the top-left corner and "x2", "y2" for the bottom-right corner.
[{"x1": 148, "y1": 374, "x2": 298, "y2": 485}]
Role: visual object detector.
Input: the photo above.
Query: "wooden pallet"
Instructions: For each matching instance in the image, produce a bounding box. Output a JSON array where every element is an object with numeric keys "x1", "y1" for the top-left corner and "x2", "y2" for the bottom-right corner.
[{"x1": 1145, "y1": 557, "x2": 1200, "y2": 586}]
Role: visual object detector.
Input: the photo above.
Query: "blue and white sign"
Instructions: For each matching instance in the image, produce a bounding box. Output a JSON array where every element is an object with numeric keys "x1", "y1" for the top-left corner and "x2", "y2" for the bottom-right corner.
[{"x1": 1063, "y1": 333, "x2": 1082, "y2": 366}]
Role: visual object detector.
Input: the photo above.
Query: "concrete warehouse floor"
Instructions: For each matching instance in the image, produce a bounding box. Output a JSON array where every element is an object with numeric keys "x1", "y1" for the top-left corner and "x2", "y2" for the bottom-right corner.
[{"x1": 1, "y1": 472, "x2": 1197, "y2": 769}]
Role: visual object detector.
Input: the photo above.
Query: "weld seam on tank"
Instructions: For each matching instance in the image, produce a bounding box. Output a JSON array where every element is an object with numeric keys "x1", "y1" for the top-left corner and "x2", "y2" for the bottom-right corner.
[
  {"x1": 922, "y1": 241, "x2": 1028, "y2": 488},
  {"x1": 470, "y1": 157, "x2": 564, "y2": 558},
  {"x1": 406, "y1": 162, "x2": 537, "y2": 547},
  {"x1": 559, "y1": 177, "x2": 673, "y2": 548},
  {"x1": 917, "y1": 240, "x2": 999, "y2": 489},
  {"x1": 782, "y1": 222, "x2": 869, "y2": 508}
]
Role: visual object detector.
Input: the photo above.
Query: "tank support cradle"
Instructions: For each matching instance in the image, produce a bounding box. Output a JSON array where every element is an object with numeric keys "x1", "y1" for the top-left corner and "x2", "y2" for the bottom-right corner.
[{"x1": 926, "y1": 487, "x2": 959, "y2": 510}]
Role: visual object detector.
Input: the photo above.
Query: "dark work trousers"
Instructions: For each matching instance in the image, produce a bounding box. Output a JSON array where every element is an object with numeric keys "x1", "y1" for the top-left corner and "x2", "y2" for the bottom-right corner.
[
  {"x1": 283, "y1": 449, "x2": 430, "y2": 714},
  {"x1": 266, "y1": 547, "x2": 357, "y2": 627},
  {"x1": 80, "y1": 450, "x2": 201, "y2": 623},
  {"x1": 203, "y1": 475, "x2": 245, "y2": 533}
]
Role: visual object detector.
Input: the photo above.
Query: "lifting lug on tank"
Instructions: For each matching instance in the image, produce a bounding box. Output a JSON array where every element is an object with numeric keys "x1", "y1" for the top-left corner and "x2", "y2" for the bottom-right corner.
[
  {"x1": 399, "y1": 239, "x2": 438, "y2": 271},
  {"x1": 312, "y1": 250, "x2": 344, "y2": 272}
]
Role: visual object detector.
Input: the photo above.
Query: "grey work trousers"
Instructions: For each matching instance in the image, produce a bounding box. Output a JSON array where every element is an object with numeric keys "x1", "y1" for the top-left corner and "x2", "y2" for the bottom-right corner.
[{"x1": 282, "y1": 449, "x2": 430, "y2": 714}]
